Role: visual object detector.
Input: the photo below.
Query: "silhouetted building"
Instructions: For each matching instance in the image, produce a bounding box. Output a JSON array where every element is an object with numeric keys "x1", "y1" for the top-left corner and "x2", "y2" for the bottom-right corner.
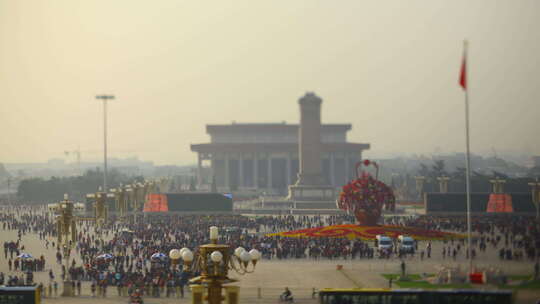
[{"x1": 191, "y1": 94, "x2": 369, "y2": 194}]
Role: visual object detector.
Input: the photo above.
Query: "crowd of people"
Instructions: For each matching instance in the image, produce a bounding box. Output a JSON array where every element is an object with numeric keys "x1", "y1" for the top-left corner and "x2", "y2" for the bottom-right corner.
[{"x1": 0, "y1": 204, "x2": 539, "y2": 299}]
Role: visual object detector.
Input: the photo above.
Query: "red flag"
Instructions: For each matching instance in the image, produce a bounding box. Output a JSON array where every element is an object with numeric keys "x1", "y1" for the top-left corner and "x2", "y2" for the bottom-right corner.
[{"x1": 459, "y1": 57, "x2": 467, "y2": 90}]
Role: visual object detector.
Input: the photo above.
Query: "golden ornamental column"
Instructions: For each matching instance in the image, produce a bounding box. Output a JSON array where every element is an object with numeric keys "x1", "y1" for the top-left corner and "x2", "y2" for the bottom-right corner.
[
  {"x1": 224, "y1": 286, "x2": 240, "y2": 304},
  {"x1": 191, "y1": 285, "x2": 204, "y2": 304}
]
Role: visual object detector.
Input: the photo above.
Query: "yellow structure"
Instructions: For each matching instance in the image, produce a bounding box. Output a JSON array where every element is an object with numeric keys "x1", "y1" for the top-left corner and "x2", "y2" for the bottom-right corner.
[
  {"x1": 54, "y1": 195, "x2": 77, "y2": 297},
  {"x1": 84, "y1": 179, "x2": 168, "y2": 225},
  {"x1": 112, "y1": 185, "x2": 129, "y2": 220},
  {"x1": 170, "y1": 227, "x2": 260, "y2": 304},
  {"x1": 94, "y1": 189, "x2": 108, "y2": 229}
]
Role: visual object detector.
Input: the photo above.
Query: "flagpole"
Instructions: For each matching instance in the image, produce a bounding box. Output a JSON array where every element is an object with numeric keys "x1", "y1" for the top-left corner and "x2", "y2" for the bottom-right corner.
[{"x1": 462, "y1": 39, "x2": 473, "y2": 276}]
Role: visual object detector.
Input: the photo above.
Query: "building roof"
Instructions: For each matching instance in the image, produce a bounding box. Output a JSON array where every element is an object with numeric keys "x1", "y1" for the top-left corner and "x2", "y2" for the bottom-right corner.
[
  {"x1": 191, "y1": 142, "x2": 370, "y2": 153},
  {"x1": 206, "y1": 123, "x2": 351, "y2": 134}
]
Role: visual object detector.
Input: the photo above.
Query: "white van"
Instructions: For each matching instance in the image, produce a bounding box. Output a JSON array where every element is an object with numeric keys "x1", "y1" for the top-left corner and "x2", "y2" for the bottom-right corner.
[
  {"x1": 375, "y1": 235, "x2": 393, "y2": 252},
  {"x1": 398, "y1": 235, "x2": 415, "y2": 253}
]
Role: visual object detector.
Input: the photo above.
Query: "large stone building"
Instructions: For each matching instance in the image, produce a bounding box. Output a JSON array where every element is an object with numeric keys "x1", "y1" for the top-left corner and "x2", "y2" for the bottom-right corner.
[{"x1": 191, "y1": 93, "x2": 370, "y2": 194}]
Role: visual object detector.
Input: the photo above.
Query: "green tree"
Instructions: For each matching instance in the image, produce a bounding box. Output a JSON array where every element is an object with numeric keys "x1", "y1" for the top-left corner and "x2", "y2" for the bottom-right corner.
[
  {"x1": 432, "y1": 160, "x2": 447, "y2": 177},
  {"x1": 418, "y1": 163, "x2": 430, "y2": 177},
  {"x1": 16, "y1": 168, "x2": 143, "y2": 204}
]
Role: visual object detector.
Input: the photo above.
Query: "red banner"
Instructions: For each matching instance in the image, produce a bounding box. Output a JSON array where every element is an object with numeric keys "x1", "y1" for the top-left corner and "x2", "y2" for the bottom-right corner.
[
  {"x1": 143, "y1": 194, "x2": 169, "y2": 212},
  {"x1": 486, "y1": 194, "x2": 513, "y2": 213}
]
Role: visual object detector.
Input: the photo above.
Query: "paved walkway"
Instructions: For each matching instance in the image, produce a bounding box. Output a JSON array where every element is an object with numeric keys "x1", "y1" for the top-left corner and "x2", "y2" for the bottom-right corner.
[{"x1": 1, "y1": 224, "x2": 539, "y2": 303}]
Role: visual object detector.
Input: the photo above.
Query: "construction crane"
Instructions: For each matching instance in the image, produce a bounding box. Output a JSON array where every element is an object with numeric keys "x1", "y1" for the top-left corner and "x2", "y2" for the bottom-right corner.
[
  {"x1": 64, "y1": 147, "x2": 139, "y2": 176},
  {"x1": 64, "y1": 147, "x2": 82, "y2": 175}
]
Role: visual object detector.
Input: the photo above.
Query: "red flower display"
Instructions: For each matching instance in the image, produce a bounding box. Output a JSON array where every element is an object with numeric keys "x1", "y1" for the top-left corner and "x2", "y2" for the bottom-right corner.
[
  {"x1": 267, "y1": 224, "x2": 465, "y2": 240},
  {"x1": 337, "y1": 160, "x2": 395, "y2": 225}
]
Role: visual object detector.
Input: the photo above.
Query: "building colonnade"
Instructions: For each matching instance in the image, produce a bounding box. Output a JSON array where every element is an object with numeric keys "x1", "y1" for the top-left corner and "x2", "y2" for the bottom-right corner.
[{"x1": 198, "y1": 151, "x2": 362, "y2": 193}]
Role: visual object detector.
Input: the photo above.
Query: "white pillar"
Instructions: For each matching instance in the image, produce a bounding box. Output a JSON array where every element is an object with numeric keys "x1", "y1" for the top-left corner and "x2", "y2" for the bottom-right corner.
[
  {"x1": 358, "y1": 152, "x2": 363, "y2": 179},
  {"x1": 224, "y1": 154, "x2": 230, "y2": 190},
  {"x1": 330, "y1": 153, "x2": 335, "y2": 187},
  {"x1": 345, "y1": 154, "x2": 350, "y2": 182},
  {"x1": 197, "y1": 153, "x2": 203, "y2": 187},
  {"x1": 286, "y1": 153, "x2": 291, "y2": 187},
  {"x1": 267, "y1": 156, "x2": 272, "y2": 190},
  {"x1": 253, "y1": 153, "x2": 258, "y2": 189},
  {"x1": 239, "y1": 154, "x2": 244, "y2": 189},
  {"x1": 211, "y1": 153, "x2": 216, "y2": 187}
]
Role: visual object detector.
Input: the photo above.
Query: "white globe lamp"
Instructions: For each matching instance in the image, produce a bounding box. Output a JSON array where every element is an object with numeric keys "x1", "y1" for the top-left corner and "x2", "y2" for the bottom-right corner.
[{"x1": 210, "y1": 251, "x2": 223, "y2": 263}]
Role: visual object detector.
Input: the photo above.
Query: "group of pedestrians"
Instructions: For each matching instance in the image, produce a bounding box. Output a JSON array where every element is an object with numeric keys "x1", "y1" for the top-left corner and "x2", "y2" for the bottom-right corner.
[{"x1": 0, "y1": 204, "x2": 539, "y2": 299}]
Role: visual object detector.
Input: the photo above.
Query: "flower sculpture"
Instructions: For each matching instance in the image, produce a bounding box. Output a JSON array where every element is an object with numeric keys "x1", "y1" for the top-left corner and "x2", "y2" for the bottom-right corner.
[
  {"x1": 337, "y1": 160, "x2": 395, "y2": 225},
  {"x1": 267, "y1": 224, "x2": 464, "y2": 240}
]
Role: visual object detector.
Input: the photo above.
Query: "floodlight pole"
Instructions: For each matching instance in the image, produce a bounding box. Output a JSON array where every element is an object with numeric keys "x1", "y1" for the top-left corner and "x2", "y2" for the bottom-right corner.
[{"x1": 95, "y1": 94, "x2": 115, "y2": 192}]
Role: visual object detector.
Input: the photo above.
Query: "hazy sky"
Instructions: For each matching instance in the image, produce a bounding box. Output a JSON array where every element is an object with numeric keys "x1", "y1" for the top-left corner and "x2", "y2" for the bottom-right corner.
[{"x1": 1, "y1": 0, "x2": 539, "y2": 165}]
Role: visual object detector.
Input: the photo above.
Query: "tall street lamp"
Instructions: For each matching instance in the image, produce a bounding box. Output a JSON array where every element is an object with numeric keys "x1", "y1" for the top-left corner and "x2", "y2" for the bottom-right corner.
[
  {"x1": 489, "y1": 177, "x2": 506, "y2": 194},
  {"x1": 51, "y1": 194, "x2": 77, "y2": 296},
  {"x1": 414, "y1": 176, "x2": 426, "y2": 201},
  {"x1": 95, "y1": 94, "x2": 115, "y2": 192},
  {"x1": 88, "y1": 187, "x2": 109, "y2": 232},
  {"x1": 111, "y1": 184, "x2": 129, "y2": 222},
  {"x1": 437, "y1": 176, "x2": 450, "y2": 193},
  {"x1": 169, "y1": 226, "x2": 261, "y2": 304},
  {"x1": 528, "y1": 178, "x2": 540, "y2": 220}
]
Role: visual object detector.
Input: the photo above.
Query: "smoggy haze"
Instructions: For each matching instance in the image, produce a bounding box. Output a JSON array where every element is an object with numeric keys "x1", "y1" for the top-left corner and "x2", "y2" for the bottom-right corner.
[{"x1": 1, "y1": 1, "x2": 539, "y2": 165}]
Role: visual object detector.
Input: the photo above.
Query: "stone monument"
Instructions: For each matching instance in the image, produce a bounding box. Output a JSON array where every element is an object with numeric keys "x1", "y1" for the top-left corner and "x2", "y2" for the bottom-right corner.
[{"x1": 288, "y1": 92, "x2": 336, "y2": 208}]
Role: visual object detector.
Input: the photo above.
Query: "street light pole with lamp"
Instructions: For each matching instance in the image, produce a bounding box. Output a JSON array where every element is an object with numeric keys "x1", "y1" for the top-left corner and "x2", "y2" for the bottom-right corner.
[
  {"x1": 169, "y1": 226, "x2": 261, "y2": 304},
  {"x1": 528, "y1": 178, "x2": 540, "y2": 220},
  {"x1": 489, "y1": 177, "x2": 506, "y2": 194},
  {"x1": 414, "y1": 176, "x2": 426, "y2": 201},
  {"x1": 130, "y1": 182, "x2": 144, "y2": 223},
  {"x1": 95, "y1": 94, "x2": 115, "y2": 192},
  {"x1": 93, "y1": 187, "x2": 109, "y2": 232},
  {"x1": 437, "y1": 176, "x2": 450, "y2": 193},
  {"x1": 53, "y1": 194, "x2": 77, "y2": 296},
  {"x1": 111, "y1": 184, "x2": 130, "y2": 222}
]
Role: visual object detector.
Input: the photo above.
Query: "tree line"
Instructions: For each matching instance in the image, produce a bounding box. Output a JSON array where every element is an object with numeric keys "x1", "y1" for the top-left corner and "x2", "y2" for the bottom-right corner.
[
  {"x1": 390, "y1": 160, "x2": 538, "y2": 200},
  {"x1": 16, "y1": 168, "x2": 143, "y2": 204}
]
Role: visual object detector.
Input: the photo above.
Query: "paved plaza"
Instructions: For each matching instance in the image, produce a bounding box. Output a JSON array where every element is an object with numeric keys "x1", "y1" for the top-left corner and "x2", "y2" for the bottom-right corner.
[{"x1": 1, "y1": 219, "x2": 539, "y2": 303}]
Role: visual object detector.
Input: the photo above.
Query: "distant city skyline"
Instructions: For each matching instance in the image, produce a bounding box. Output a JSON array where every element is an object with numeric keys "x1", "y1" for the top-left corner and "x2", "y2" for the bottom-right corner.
[
  {"x1": 1, "y1": 1, "x2": 539, "y2": 165},
  {"x1": 1, "y1": 149, "x2": 535, "y2": 168},
  {"x1": 0, "y1": 136, "x2": 537, "y2": 166}
]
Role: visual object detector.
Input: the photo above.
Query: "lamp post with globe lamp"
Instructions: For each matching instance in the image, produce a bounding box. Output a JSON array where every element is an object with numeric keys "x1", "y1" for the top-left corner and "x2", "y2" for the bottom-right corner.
[
  {"x1": 169, "y1": 226, "x2": 261, "y2": 304},
  {"x1": 414, "y1": 176, "x2": 426, "y2": 201},
  {"x1": 528, "y1": 178, "x2": 540, "y2": 220},
  {"x1": 52, "y1": 194, "x2": 77, "y2": 296}
]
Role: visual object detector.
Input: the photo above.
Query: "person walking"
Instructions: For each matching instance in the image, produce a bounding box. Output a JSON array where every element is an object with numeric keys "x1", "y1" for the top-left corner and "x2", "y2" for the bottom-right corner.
[
  {"x1": 175, "y1": 281, "x2": 181, "y2": 299},
  {"x1": 91, "y1": 282, "x2": 96, "y2": 297}
]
